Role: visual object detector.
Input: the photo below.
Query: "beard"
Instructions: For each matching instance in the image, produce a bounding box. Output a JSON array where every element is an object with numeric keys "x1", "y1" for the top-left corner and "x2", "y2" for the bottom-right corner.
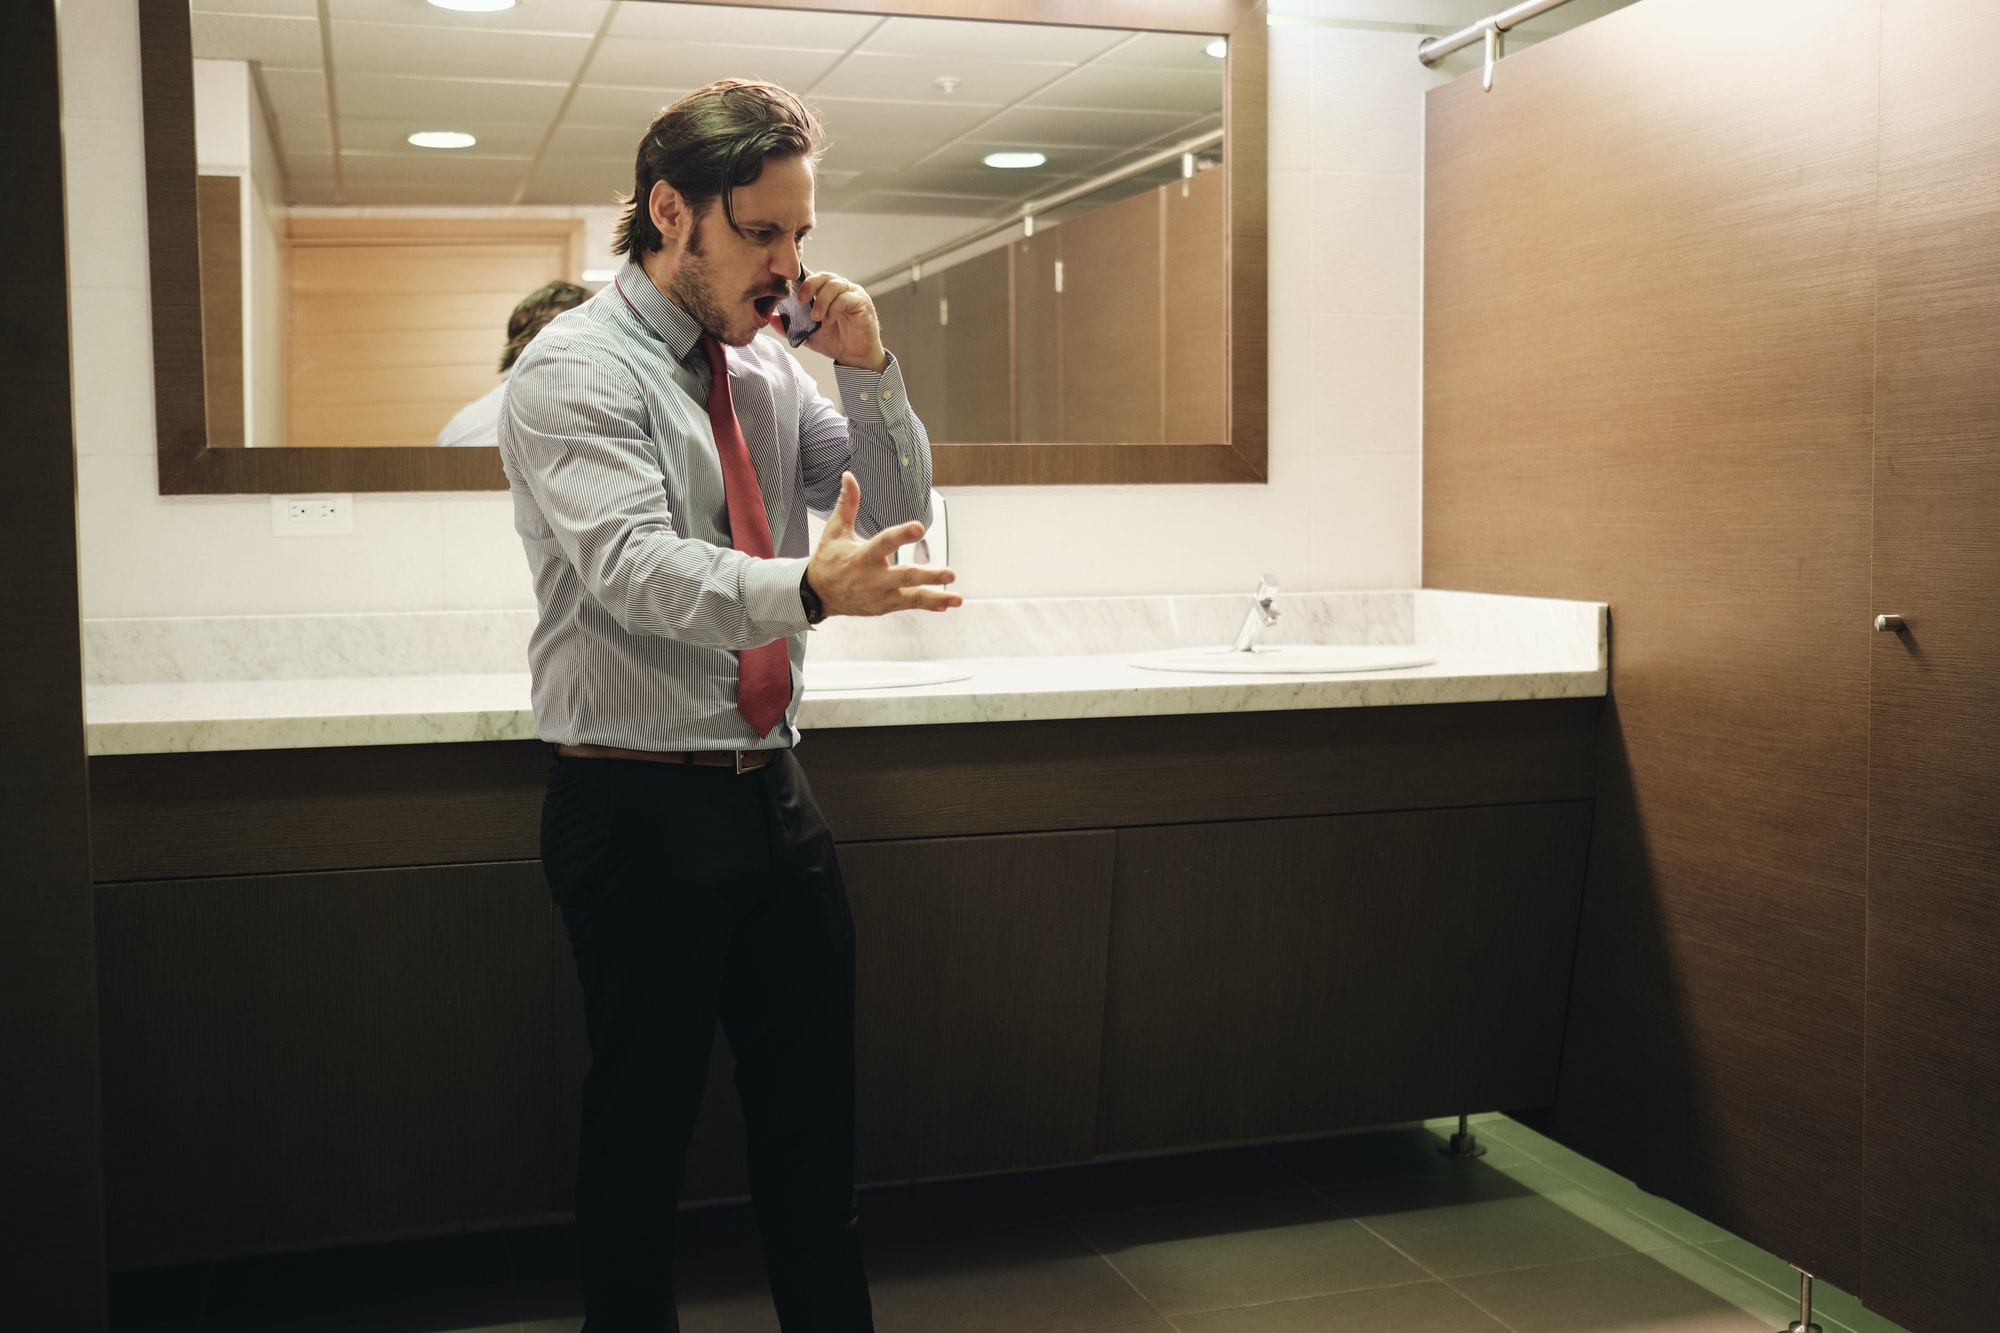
[{"x1": 667, "y1": 214, "x2": 788, "y2": 348}]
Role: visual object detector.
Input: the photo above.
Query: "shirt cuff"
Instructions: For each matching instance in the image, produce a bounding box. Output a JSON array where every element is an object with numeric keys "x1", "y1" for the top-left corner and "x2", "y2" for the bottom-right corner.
[
  {"x1": 834, "y1": 351, "x2": 910, "y2": 429},
  {"x1": 742, "y1": 556, "x2": 811, "y2": 637}
]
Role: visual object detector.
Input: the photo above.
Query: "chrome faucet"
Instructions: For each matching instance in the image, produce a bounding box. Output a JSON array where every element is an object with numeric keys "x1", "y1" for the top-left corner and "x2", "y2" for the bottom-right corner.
[{"x1": 1230, "y1": 574, "x2": 1281, "y2": 652}]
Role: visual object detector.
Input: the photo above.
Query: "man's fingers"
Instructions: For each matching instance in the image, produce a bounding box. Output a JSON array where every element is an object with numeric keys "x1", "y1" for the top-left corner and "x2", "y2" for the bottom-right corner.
[
  {"x1": 859, "y1": 520, "x2": 926, "y2": 561},
  {"x1": 900, "y1": 587, "x2": 965, "y2": 612},
  {"x1": 893, "y1": 564, "x2": 956, "y2": 588},
  {"x1": 821, "y1": 471, "x2": 860, "y2": 542}
]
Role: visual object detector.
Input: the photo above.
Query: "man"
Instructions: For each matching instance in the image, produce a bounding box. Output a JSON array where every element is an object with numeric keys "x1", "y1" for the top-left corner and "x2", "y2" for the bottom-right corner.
[
  {"x1": 436, "y1": 279, "x2": 589, "y2": 447},
  {"x1": 498, "y1": 78, "x2": 959, "y2": 1331}
]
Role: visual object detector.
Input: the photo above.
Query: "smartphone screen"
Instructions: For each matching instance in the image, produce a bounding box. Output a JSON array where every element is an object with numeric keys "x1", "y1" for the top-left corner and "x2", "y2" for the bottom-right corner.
[{"x1": 774, "y1": 268, "x2": 821, "y2": 348}]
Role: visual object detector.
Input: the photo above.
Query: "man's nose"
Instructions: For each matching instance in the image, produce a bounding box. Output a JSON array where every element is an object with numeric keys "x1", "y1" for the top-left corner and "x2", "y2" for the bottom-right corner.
[{"x1": 771, "y1": 239, "x2": 801, "y2": 282}]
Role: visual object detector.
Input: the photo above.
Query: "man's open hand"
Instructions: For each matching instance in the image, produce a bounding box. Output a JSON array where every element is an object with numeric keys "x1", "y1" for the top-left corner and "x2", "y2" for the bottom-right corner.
[{"x1": 807, "y1": 472, "x2": 962, "y2": 618}]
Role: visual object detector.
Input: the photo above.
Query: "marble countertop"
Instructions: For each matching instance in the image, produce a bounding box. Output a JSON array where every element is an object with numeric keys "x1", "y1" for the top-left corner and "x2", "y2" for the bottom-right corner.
[{"x1": 83, "y1": 590, "x2": 1608, "y2": 757}]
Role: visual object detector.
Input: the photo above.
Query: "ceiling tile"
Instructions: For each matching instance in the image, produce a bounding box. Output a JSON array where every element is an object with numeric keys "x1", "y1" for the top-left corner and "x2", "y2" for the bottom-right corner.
[
  {"x1": 339, "y1": 150, "x2": 532, "y2": 190},
  {"x1": 807, "y1": 51, "x2": 1065, "y2": 106},
  {"x1": 858, "y1": 15, "x2": 1129, "y2": 65},
  {"x1": 282, "y1": 150, "x2": 337, "y2": 184},
  {"x1": 257, "y1": 65, "x2": 331, "y2": 120},
  {"x1": 287, "y1": 181, "x2": 345, "y2": 204},
  {"x1": 340, "y1": 116, "x2": 546, "y2": 156},
  {"x1": 545, "y1": 124, "x2": 646, "y2": 160},
  {"x1": 1093, "y1": 31, "x2": 1230, "y2": 72},
  {"x1": 836, "y1": 190, "x2": 1010, "y2": 218},
  {"x1": 918, "y1": 141, "x2": 1123, "y2": 179},
  {"x1": 817, "y1": 136, "x2": 939, "y2": 174},
  {"x1": 193, "y1": 0, "x2": 319, "y2": 17},
  {"x1": 189, "y1": 12, "x2": 324, "y2": 68},
  {"x1": 516, "y1": 156, "x2": 632, "y2": 206},
  {"x1": 1026, "y1": 64, "x2": 1223, "y2": 115},
  {"x1": 336, "y1": 183, "x2": 527, "y2": 205},
  {"x1": 957, "y1": 104, "x2": 1201, "y2": 152},
  {"x1": 563, "y1": 83, "x2": 693, "y2": 129},
  {"x1": 606, "y1": 2, "x2": 877, "y2": 50},
  {"x1": 275, "y1": 115, "x2": 333, "y2": 157},
  {"x1": 329, "y1": 20, "x2": 593, "y2": 82},
  {"x1": 329, "y1": 0, "x2": 611, "y2": 37},
  {"x1": 335, "y1": 72, "x2": 570, "y2": 125},
  {"x1": 809, "y1": 96, "x2": 996, "y2": 143},
  {"x1": 584, "y1": 37, "x2": 843, "y2": 91}
]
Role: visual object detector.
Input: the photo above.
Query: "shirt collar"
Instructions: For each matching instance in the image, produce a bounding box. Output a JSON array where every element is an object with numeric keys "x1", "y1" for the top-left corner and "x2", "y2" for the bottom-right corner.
[{"x1": 614, "y1": 255, "x2": 706, "y2": 365}]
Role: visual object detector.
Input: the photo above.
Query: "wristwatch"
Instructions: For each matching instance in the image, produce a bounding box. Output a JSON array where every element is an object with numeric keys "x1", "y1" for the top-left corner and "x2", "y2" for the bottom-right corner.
[{"x1": 799, "y1": 569, "x2": 826, "y2": 626}]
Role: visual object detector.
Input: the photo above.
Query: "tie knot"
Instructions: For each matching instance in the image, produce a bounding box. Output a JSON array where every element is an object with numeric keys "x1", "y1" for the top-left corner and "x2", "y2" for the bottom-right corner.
[{"x1": 699, "y1": 332, "x2": 728, "y2": 375}]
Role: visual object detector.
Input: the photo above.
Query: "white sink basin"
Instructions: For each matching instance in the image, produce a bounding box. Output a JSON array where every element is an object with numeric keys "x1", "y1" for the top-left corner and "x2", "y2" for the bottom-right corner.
[
  {"x1": 804, "y1": 660, "x2": 974, "y2": 692},
  {"x1": 1129, "y1": 644, "x2": 1437, "y2": 675}
]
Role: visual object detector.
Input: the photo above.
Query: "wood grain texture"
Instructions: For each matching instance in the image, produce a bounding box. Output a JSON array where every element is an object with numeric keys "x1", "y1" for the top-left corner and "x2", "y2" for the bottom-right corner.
[
  {"x1": 1010, "y1": 229, "x2": 1063, "y2": 443},
  {"x1": 138, "y1": 0, "x2": 1266, "y2": 490},
  {"x1": 1061, "y1": 187, "x2": 1164, "y2": 443},
  {"x1": 2, "y1": 0, "x2": 107, "y2": 1322},
  {"x1": 1164, "y1": 165, "x2": 1227, "y2": 445},
  {"x1": 1422, "y1": 0, "x2": 1877, "y2": 1284},
  {"x1": 96, "y1": 863, "x2": 558, "y2": 1268},
  {"x1": 1099, "y1": 803, "x2": 1593, "y2": 1152},
  {"x1": 1862, "y1": 2, "x2": 2000, "y2": 1328},
  {"x1": 939, "y1": 245, "x2": 1012, "y2": 442},
  {"x1": 90, "y1": 705, "x2": 1598, "y2": 883},
  {"x1": 843, "y1": 832, "x2": 1115, "y2": 1180},
  {"x1": 197, "y1": 175, "x2": 245, "y2": 450}
]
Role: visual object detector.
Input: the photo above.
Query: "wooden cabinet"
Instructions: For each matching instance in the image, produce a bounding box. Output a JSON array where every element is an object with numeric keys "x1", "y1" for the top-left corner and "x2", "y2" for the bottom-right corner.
[
  {"x1": 1099, "y1": 804, "x2": 1592, "y2": 1152},
  {"x1": 89, "y1": 703, "x2": 1598, "y2": 1266},
  {"x1": 96, "y1": 862, "x2": 558, "y2": 1269}
]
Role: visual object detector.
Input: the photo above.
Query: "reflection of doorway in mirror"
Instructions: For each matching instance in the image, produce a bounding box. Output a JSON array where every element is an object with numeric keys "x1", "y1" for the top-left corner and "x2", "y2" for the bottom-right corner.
[{"x1": 283, "y1": 218, "x2": 583, "y2": 449}]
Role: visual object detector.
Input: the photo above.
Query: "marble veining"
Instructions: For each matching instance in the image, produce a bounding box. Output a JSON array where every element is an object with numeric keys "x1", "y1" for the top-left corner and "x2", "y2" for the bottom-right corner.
[{"x1": 82, "y1": 590, "x2": 1608, "y2": 756}]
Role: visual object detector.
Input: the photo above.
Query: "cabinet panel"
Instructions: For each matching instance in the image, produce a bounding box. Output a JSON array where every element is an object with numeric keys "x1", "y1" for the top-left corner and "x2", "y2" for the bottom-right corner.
[
  {"x1": 1099, "y1": 803, "x2": 1592, "y2": 1153},
  {"x1": 1010, "y1": 231, "x2": 1062, "y2": 441},
  {"x1": 880, "y1": 272, "x2": 947, "y2": 443},
  {"x1": 96, "y1": 861, "x2": 558, "y2": 1268},
  {"x1": 843, "y1": 830, "x2": 1116, "y2": 1181},
  {"x1": 1864, "y1": 2, "x2": 2000, "y2": 1327},
  {"x1": 1059, "y1": 188, "x2": 1161, "y2": 443},
  {"x1": 941, "y1": 246, "x2": 1012, "y2": 443},
  {"x1": 1163, "y1": 165, "x2": 1226, "y2": 444}
]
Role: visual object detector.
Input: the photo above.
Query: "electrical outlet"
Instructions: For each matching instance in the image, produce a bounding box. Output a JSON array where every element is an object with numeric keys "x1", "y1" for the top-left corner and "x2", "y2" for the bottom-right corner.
[{"x1": 271, "y1": 493, "x2": 354, "y2": 537}]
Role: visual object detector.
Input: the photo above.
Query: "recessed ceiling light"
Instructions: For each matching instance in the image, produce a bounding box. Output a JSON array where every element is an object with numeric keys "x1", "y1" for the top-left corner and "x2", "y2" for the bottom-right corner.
[
  {"x1": 1206, "y1": 38, "x2": 1228, "y2": 59},
  {"x1": 427, "y1": 0, "x2": 517, "y2": 12},
  {"x1": 983, "y1": 151, "x2": 1046, "y2": 170},
  {"x1": 408, "y1": 131, "x2": 477, "y2": 149}
]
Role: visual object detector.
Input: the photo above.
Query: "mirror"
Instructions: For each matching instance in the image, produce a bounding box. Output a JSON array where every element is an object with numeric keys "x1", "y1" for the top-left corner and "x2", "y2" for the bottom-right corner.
[{"x1": 141, "y1": 0, "x2": 1265, "y2": 492}]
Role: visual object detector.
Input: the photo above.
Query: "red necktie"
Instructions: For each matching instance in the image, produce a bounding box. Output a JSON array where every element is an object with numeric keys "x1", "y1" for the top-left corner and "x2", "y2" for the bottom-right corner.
[{"x1": 700, "y1": 334, "x2": 791, "y2": 738}]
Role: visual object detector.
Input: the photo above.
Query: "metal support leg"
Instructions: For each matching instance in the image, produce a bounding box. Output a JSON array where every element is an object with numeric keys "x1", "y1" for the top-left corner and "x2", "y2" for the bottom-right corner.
[
  {"x1": 1785, "y1": 1265, "x2": 1822, "y2": 1333},
  {"x1": 1439, "y1": 1113, "x2": 1488, "y2": 1159}
]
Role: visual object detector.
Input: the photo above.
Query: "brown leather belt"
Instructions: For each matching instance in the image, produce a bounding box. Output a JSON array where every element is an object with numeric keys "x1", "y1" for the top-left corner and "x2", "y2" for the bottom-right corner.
[{"x1": 556, "y1": 742, "x2": 781, "y2": 774}]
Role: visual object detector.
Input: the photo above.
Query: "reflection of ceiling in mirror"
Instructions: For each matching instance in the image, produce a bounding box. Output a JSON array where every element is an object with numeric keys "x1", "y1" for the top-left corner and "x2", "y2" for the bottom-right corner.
[{"x1": 188, "y1": 0, "x2": 1224, "y2": 217}]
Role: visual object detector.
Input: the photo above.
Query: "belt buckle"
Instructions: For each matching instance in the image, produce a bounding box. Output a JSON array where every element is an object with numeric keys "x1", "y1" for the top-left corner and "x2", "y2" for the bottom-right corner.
[{"x1": 735, "y1": 750, "x2": 755, "y2": 774}]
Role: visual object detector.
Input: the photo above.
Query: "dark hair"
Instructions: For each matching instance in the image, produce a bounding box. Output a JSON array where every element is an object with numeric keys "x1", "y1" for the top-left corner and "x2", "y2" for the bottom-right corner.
[
  {"x1": 500, "y1": 280, "x2": 589, "y2": 372},
  {"x1": 611, "y1": 79, "x2": 826, "y2": 259}
]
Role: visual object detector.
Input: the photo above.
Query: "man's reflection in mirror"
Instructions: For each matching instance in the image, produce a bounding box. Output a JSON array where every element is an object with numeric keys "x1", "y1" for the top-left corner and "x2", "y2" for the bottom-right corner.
[{"x1": 434, "y1": 280, "x2": 590, "y2": 447}]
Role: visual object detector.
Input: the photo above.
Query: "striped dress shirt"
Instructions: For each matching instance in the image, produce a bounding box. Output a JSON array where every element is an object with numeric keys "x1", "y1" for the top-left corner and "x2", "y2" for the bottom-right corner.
[{"x1": 498, "y1": 257, "x2": 933, "y2": 751}]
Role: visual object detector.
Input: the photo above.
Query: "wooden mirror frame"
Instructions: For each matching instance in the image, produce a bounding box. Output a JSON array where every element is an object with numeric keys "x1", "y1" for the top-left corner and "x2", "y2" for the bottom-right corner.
[{"x1": 139, "y1": 0, "x2": 1265, "y2": 492}]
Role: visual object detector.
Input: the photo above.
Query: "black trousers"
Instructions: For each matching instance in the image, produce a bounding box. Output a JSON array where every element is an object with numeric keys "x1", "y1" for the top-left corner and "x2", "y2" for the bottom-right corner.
[{"x1": 541, "y1": 750, "x2": 873, "y2": 1332}]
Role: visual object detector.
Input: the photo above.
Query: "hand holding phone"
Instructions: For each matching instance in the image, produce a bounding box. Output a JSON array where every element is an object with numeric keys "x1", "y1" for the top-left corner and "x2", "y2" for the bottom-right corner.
[{"x1": 774, "y1": 267, "x2": 821, "y2": 348}]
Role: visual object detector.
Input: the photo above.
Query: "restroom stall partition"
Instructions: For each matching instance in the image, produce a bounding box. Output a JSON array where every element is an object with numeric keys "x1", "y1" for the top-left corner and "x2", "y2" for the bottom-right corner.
[
  {"x1": 2, "y1": 1, "x2": 109, "y2": 1325},
  {"x1": 1421, "y1": 2, "x2": 2000, "y2": 1331}
]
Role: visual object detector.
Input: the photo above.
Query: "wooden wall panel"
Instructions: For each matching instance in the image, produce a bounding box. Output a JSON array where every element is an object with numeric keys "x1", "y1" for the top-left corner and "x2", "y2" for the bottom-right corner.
[
  {"x1": 1100, "y1": 804, "x2": 1592, "y2": 1153},
  {"x1": 286, "y1": 221, "x2": 579, "y2": 448},
  {"x1": 940, "y1": 246, "x2": 1013, "y2": 442},
  {"x1": 2, "y1": 1, "x2": 106, "y2": 1322},
  {"x1": 1863, "y1": 2, "x2": 2000, "y2": 1328},
  {"x1": 1422, "y1": 0, "x2": 1878, "y2": 1284},
  {"x1": 879, "y1": 273, "x2": 948, "y2": 443},
  {"x1": 1060, "y1": 188, "x2": 1162, "y2": 443},
  {"x1": 1163, "y1": 166, "x2": 1226, "y2": 444},
  {"x1": 196, "y1": 174, "x2": 244, "y2": 449},
  {"x1": 1010, "y1": 229, "x2": 1063, "y2": 442},
  {"x1": 97, "y1": 863, "x2": 558, "y2": 1268}
]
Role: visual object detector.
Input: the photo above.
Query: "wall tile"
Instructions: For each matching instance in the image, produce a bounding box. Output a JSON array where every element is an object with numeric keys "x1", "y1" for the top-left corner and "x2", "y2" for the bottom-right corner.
[
  {"x1": 1310, "y1": 28, "x2": 1431, "y2": 177},
  {"x1": 58, "y1": 0, "x2": 146, "y2": 125},
  {"x1": 1267, "y1": 29, "x2": 1314, "y2": 171},
  {"x1": 64, "y1": 117, "x2": 155, "y2": 292},
  {"x1": 1267, "y1": 315, "x2": 1314, "y2": 459},
  {"x1": 1307, "y1": 313, "x2": 1420, "y2": 454},
  {"x1": 1308, "y1": 171, "x2": 1423, "y2": 318},
  {"x1": 69, "y1": 285, "x2": 160, "y2": 459},
  {"x1": 1307, "y1": 453, "x2": 1421, "y2": 590},
  {"x1": 441, "y1": 492, "x2": 537, "y2": 611},
  {"x1": 1267, "y1": 167, "x2": 1313, "y2": 314}
]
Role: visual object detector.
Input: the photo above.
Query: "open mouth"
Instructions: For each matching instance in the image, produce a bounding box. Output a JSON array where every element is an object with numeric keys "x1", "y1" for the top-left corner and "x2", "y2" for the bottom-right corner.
[{"x1": 752, "y1": 294, "x2": 781, "y2": 319}]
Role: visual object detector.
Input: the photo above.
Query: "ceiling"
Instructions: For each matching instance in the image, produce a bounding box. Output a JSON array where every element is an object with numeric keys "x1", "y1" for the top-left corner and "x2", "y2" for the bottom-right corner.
[{"x1": 188, "y1": 0, "x2": 1226, "y2": 217}]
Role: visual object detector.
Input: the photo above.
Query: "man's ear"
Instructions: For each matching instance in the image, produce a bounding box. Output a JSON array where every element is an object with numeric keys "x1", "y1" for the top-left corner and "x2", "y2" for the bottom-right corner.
[{"x1": 648, "y1": 180, "x2": 688, "y2": 245}]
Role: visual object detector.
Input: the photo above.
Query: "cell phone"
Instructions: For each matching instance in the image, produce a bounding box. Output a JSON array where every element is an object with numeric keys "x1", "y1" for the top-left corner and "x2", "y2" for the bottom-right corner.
[{"x1": 774, "y1": 267, "x2": 821, "y2": 348}]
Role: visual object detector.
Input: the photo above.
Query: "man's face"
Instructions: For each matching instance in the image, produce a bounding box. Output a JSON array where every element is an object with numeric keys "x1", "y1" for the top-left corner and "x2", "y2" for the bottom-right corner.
[{"x1": 667, "y1": 153, "x2": 817, "y2": 347}]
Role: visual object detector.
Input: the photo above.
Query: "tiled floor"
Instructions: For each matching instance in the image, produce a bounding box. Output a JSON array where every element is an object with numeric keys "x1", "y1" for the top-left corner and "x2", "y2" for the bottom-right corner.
[{"x1": 109, "y1": 1115, "x2": 1910, "y2": 1333}]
